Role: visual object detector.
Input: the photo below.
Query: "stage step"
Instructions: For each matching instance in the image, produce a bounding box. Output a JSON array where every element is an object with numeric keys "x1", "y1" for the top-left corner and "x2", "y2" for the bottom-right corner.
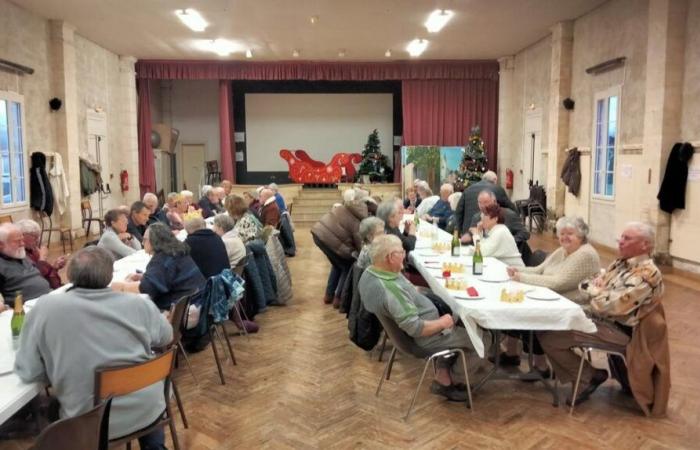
[{"x1": 290, "y1": 188, "x2": 342, "y2": 225}]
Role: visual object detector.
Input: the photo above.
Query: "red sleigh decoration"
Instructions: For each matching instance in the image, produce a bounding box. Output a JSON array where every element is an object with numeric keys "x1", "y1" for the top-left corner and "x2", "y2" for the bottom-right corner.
[{"x1": 279, "y1": 149, "x2": 362, "y2": 184}]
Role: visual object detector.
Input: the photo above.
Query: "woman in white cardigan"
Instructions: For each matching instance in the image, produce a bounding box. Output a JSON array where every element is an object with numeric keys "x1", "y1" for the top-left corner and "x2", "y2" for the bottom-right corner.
[
  {"x1": 476, "y1": 203, "x2": 524, "y2": 267},
  {"x1": 212, "y1": 214, "x2": 246, "y2": 270}
]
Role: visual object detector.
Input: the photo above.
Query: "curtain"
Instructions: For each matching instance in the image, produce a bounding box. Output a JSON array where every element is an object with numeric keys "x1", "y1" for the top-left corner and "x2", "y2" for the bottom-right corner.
[
  {"x1": 136, "y1": 60, "x2": 498, "y2": 81},
  {"x1": 137, "y1": 78, "x2": 156, "y2": 196},
  {"x1": 218, "y1": 80, "x2": 235, "y2": 182},
  {"x1": 401, "y1": 79, "x2": 499, "y2": 171}
]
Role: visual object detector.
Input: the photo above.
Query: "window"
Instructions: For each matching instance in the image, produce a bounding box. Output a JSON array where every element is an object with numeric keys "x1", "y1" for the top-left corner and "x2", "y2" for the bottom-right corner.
[
  {"x1": 592, "y1": 87, "x2": 620, "y2": 199},
  {"x1": 0, "y1": 91, "x2": 27, "y2": 208}
]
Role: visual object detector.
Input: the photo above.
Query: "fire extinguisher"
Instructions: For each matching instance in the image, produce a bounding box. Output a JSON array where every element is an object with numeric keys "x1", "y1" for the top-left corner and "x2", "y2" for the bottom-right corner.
[
  {"x1": 120, "y1": 170, "x2": 129, "y2": 192},
  {"x1": 505, "y1": 169, "x2": 514, "y2": 189}
]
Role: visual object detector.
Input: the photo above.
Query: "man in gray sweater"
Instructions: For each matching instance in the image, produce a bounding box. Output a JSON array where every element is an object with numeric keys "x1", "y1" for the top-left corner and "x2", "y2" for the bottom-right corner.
[
  {"x1": 14, "y1": 246, "x2": 173, "y2": 449},
  {"x1": 358, "y1": 234, "x2": 475, "y2": 402}
]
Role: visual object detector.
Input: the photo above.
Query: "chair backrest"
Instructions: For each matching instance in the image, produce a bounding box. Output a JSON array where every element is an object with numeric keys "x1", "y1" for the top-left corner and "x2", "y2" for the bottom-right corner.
[
  {"x1": 81, "y1": 200, "x2": 92, "y2": 219},
  {"x1": 233, "y1": 254, "x2": 248, "y2": 276},
  {"x1": 169, "y1": 292, "x2": 196, "y2": 345},
  {"x1": 33, "y1": 397, "x2": 112, "y2": 450},
  {"x1": 374, "y1": 312, "x2": 433, "y2": 359},
  {"x1": 0, "y1": 215, "x2": 12, "y2": 224},
  {"x1": 94, "y1": 348, "x2": 175, "y2": 403}
]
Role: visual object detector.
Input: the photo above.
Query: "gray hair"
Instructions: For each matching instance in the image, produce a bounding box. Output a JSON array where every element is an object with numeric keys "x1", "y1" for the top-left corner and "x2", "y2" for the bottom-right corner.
[
  {"x1": 201, "y1": 185, "x2": 213, "y2": 196},
  {"x1": 146, "y1": 223, "x2": 189, "y2": 256},
  {"x1": 482, "y1": 170, "x2": 497, "y2": 183},
  {"x1": 376, "y1": 200, "x2": 398, "y2": 224},
  {"x1": 478, "y1": 189, "x2": 497, "y2": 200},
  {"x1": 184, "y1": 216, "x2": 207, "y2": 234},
  {"x1": 369, "y1": 234, "x2": 403, "y2": 264},
  {"x1": 555, "y1": 216, "x2": 590, "y2": 243},
  {"x1": 448, "y1": 192, "x2": 462, "y2": 211},
  {"x1": 213, "y1": 214, "x2": 235, "y2": 233},
  {"x1": 143, "y1": 192, "x2": 158, "y2": 205},
  {"x1": 342, "y1": 189, "x2": 356, "y2": 203},
  {"x1": 166, "y1": 192, "x2": 180, "y2": 203},
  {"x1": 67, "y1": 246, "x2": 114, "y2": 289},
  {"x1": 180, "y1": 190, "x2": 194, "y2": 199},
  {"x1": 268, "y1": 183, "x2": 279, "y2": 192},
  {"x1": 355, "y1": 189, "x2": 369, "y2": 201},
  {"x1": 625, "y1": 221, "x2": 656, "y2": 249},
  {"x1": 0, "y1": 223, "x2": 20, "y2": 244},
  {"x1": 440, "y1": 183, "x2": 454, "y2": 195},
  {"x1": 359, "y1": 217, "x2": 385, "y2": 244},
  {"x1": 16, "y1": 219, "x2": 41, "y2": 236}
]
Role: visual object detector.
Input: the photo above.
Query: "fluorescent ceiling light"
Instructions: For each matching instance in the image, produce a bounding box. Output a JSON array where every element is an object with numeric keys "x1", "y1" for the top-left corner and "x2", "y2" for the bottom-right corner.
[
  {"x1": 245, "y1": 49, "x2": 253, "y2": 58},
  {"x1": 292, "y1": 49, "x2": 300, "y2": 58},
  {"x1": 425, "y1": 9, "x2": 454, "y2": 33},
  {"x1": 406, "y1": 39, "x2": 428, "y2": 57},
  {"x1": 175, "y1": 9, "x2": 208, "y2": 32},
  {"x1": 197, "y1": 39, "x2": 240, "y2": 56},
  {"x1": 385, "y1": 49, "x2": 392, "y2": 57}
]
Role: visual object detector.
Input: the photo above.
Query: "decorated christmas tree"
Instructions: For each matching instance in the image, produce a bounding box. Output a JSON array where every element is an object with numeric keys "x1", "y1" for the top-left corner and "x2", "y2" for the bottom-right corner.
[
  {"x1": 457, "y1": 125, "x2": 488, "y2": 187},
  {"x1": 357, "y1": 129, "x2": 392, "y2": 182}
]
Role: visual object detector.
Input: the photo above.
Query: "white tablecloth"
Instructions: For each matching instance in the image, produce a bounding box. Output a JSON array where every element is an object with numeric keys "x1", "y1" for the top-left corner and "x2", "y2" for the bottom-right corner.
[{"x1": 408, "y1": 218, "x2": 596, "y2": 357}]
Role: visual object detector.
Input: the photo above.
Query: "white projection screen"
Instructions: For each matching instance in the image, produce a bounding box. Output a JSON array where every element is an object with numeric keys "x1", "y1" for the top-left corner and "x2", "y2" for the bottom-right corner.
[{"x1": 244, "y1": 93, "x2": 393, "y2": 172}]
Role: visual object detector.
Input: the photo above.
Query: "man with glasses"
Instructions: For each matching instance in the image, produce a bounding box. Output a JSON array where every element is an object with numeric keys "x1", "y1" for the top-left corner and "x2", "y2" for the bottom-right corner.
[{"x1": 537, "y1": 222, "x2": 664, "y2": 406}]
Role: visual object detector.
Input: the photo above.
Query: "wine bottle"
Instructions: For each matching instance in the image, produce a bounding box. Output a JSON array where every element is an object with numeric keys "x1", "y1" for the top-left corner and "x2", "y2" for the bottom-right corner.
[
  {"x1": 11, "y1": 291, "x2": 24, "y2": 349},
  {"x1": 472, "y1": 240, "x2": 484, "y2": 275},
  {"x1": 451, "y1": 229, "x2": 460, "y2": 257}
]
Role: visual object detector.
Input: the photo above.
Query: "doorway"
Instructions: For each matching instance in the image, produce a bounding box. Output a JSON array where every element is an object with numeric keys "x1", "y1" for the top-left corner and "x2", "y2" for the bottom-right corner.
[{"x1": 180, "y1": 143, "x2": 205, "y2": 194}]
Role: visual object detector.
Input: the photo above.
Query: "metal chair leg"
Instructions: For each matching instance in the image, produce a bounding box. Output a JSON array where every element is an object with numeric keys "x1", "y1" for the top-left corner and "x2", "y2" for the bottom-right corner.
[
  {"x1": 170, "y1": 378, "x2": 189, "y2": 429},
  {"x1": 209, "y1": 329, "x2": 226, "y2": 385},
  {"x1": 404, "y1": 358, "x2": 433, "y2": 420},
  {"x1": 177, "y1": 342, "x2": 198, "y2": 385},
  {"x1": 219, "y1": 323, "x2": 237, "y2": 365},
  {"x1": 455, "y1": 349, "x2": 473, "y2": 411},
  {"x1": 376, "y1": 348, "x2": 396, "y2": 396},
  {"x1": 231, "y1": 303, "x2": 250, "y2": 341},
  {"x1": 385, "y1": 347, "x2": 397, "y2": 380},
  {"x1": 377, "y1": 332, "x2": 388, "y2": 361},
  {"x1": 569, "y1": 350, "x2": 588, "y2": 415}
]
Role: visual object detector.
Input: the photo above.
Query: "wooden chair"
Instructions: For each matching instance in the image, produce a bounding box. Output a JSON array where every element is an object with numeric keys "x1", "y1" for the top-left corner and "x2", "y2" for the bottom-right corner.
[
  {"x1": 0, "y1": 215, "x2": 12, "y2": 224},
  {"x1": 94, "y1": 348, "x2": 180, "y2": 450},
  {"x1": 32, "y1": 397, "x2": 112, "y2": 450},
  {"x1": 38, "y1": 211, "x2": 73, "y2": 253},
  {"x1": 167, "y1": 294, "x2": 199, "y2": 429},
  {"x1": 81, "y1": 200, "x2": 104, "y2": 237}
]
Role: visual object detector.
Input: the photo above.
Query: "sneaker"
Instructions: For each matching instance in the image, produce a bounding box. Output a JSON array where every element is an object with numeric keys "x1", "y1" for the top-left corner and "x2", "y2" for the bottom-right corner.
[{"x1": 430, "y1": 381, "x2": 468, "y2": 402}]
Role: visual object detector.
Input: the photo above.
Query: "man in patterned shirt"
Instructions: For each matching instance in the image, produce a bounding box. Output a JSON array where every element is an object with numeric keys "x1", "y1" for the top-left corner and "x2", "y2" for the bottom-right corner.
[{"x1": 538, "y1": 222, "x2": 664, "y2": 406}]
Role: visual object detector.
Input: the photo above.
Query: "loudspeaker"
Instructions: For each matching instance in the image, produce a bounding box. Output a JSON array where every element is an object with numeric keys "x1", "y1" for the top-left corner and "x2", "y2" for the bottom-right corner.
[
  {"x1": 49, "y1": 97, "x2": 62, "y2": 111},
  {"x1": 562, "y1": 98, "x2": 575, "y2": 110}
]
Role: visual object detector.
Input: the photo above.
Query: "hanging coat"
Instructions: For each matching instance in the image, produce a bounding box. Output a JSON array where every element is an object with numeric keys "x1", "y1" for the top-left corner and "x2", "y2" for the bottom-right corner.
[
  {"x1": 48, "y1": 152, "x2": 69, "y2": 216},
  {"x1": 560, "y1": 147, "x2": 581, "y2": 197},
  {"x1": 29, "y1": 152, "x2": 54, "y2": 216},
  {"x1": 657, "y1": 142, "x2": 695, "y2": 213}
]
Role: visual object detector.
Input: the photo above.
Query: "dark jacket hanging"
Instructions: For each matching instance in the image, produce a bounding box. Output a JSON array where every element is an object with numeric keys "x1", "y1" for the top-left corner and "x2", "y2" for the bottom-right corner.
[
  {"x1": 657, "y1": 142, "x2": 695, "y2": 213},
  {"x1": 30, "y1": 152, "x2": 54, "y2": 216},
  {"x1": 560, "y1": 147, "x2": 581, "y2": 197}
]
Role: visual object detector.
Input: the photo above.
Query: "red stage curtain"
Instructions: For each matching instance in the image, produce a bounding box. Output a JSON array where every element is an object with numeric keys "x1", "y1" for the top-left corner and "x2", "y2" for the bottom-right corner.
[
  {"x1": 137, "y1": 78, "x2": 156, "y2": 196},
  {"x1": 218, "y1": 80, "x2": 235, "y2": 182},
  {"x1": 401, "y1": 79, "x2": 499, "y2": 171},
  {"x1": 135, "y1": 60, "x2": 498, "y2": 81}
]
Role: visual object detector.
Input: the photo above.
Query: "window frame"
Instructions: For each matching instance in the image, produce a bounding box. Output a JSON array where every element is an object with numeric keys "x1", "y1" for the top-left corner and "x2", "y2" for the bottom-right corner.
[
  {"x1": 591, "y1": 85, "x2": 621, "y2": 201},
  {"x1": 0, "y1": 90, "x2": 29, "y2": 211}
]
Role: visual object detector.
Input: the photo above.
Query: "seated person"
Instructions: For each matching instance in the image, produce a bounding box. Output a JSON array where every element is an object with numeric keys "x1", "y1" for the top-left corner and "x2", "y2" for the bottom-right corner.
[
  {"x1": 0, "y1": 223, "x2": 51, "y2": 305},
  {"x1": 126, "y1": 201, "x2": 150, "y2": 243},
  {"x1": 242, "y1": 190, "x2": 262, "y2": 218},
  {"x1": 356, "y1": 217, "x2": 385, "y2": 270},
  {"x1": 538, "y1": 222, "x2": 664, "y2": 406},
  {"x1": 143, "y1": 192, "x2": 169, "y2": 226},
  {"x1": 198, "y1": 185, "x2": 221, "y2": 219},
  {"x1": 376, "y1": 200, "x2": 416, "y2": 254},
  {"x1": 402, "y1": 187, "x2": 421, "y2": 214},
  {"x1": 259, "y1": 188, "x2": 281, "y2": 228},
  {"x1": 111, "y1": 223, "x2": 206, "y2": 311},
  {"x1": 268, "y1": 183, "x2": 287, "y2": 213},
  {"x1": 212, "y1": 215, "x2": 246, "y2": 269},
  {"x1": 359, "y1": 234, "x2": 475, "y2": 402},
  {"x1": 213, "y1": 186, "x2": 226, "y2": 213},
  {"x1": 163, "y1": 191, "x2": 179, "y2": 214},
  {"x1": 226, "y1": 194, "x2": 263, "y2": 243},
  {"x1": 445, "y1": 192, "x2": 462, "y2": 233},
  {"x1": 184, "y1": 217, "x2": 230, "y2": 279},
  {"x1": 475, "y1": 203, "x2": 524, "y2": 267},
  {"x1": 355, "y1": 188, "x2": 377, "y2": 216},
  {"x1": 422, "y1": 183, "x2": 454, "y2": 230},
  {"x1": 415, "y1": 182, "x2": 440, "y2": 217},
  {"x1": 98, "y1": 209, "x2": 142, "y2": 260},
  {"x1": 181, "y1": 190, "x2": 198, "y2": 211},
  {"x1": 14, "y1": 246, "x2": 173, "y2": 449},
  {"x1": 16, "y1": 219, "x2": 65, "y2": 289},
  {"x1": 460, "y1": 190, "x2": 530, "y2": 246},
  {"x1": 166, "y1": 194, "x2": 188, "y2": 232},
  {"x1": 221, "y1": 180, "x2": 233, "y2": 196}
]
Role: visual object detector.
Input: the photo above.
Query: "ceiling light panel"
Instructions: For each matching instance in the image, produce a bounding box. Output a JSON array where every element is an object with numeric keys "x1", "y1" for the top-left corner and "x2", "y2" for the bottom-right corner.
[
  {"x1": 197, "y1": 39, "x2": 242, "y2": 56},
  {"x1": 425, "y1": 9, "x2": 454, "y2": 33},
  {"x1": 406, "y1": 39, "x2": 428, "y2": 57},
  {"x1": 175, "y1": 8, "x2": 208, "y2": 32}
]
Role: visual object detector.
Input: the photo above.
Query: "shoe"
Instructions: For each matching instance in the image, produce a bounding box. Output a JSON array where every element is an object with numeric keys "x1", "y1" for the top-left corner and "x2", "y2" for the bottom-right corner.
[
  {"x1": 323, "y1": 294, "x2": 333, "y2": 304},
  {"x1": 488, "y1": 352, "x2": 521, "y2": 367},
  {"x1": 332, "y1": 296, "x2": 341, "y2": 309},
  {"x1": 566, "y1": 369, "x2": 608, "y2": 406},
  {"x1": 241, "y1": 320, "x2": 259, "y2": 333},
  {"x1": 522, "y1": 367, "x2": 551, "y2": 382},
  {"x1": 430, "y1": 381, "x2": 468, "y2": 402}
]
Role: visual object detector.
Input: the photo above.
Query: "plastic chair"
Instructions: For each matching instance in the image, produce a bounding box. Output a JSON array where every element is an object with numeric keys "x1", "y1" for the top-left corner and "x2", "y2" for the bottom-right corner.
[
  {"x1": 374, "y1": 313, "x2": 473, "y2": 419},
  {"x1": 94, "y1": 348, "x2": 180, "y2": 450},
  {"x1": 32, "y1": 397, "x2": 112, "y2": 450}
]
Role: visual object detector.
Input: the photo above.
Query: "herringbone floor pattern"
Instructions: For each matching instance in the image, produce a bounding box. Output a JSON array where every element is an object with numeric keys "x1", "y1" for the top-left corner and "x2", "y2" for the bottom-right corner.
[{"x1": 2, "y1": 229, "x2": 699, "y2": 449}]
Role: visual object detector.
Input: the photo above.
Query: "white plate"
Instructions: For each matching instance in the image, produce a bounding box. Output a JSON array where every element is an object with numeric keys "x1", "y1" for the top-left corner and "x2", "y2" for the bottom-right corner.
[
  {"x1": 448, "y1": 290, "x2": 485, "y2": 300},
  {"x1": 477, "y1": 274, "x2": 510, "y2": 283},
  {"x1": 418, "y1": 252, "x2": 440, "y2": 257},
  {"x1": 526, "y1": 289, "x2": 560, "y2": 301}
]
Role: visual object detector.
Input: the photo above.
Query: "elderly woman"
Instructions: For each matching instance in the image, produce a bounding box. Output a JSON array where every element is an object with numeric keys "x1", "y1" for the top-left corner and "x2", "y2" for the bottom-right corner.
[
  {"x1": 356, "y1": 217, "x2": 385, "y2": 269},
  {"x1": 111, "y1": 223, "x2": 206, "y2": 311},
  {"x1": 476, "y1": 203, "x2": 524, "y2": 267},
  {"x1": 225, "y1": 194, "x2": 263, "y2": 243},
  {"x1": 403, "y1": 187, "x2": 421, "y2": 214},
  {"x1": 166, "y1": 194, "x2": 188, "y2": 231},
  {"x1": 376, "y1": 200, "x2": 415, "y2": 254},
  {"x1": 180, "y1": 190, "x2": 198, "y2": 212},
  {"x1": 97, "y1": 209, "x2": 142, "y2": 260},
  {"x1": 212, "y1": 214, "x2": 247, "y2": 270},
  {"x1": 445, "y1": 192, "x2": 462, "y2": 233},
  {"x1": 16, "y1": 219, "x2": 65, "y2": 288},
  {"x1": 242, "y1": 190, "x2": 261, "y2": 217}
]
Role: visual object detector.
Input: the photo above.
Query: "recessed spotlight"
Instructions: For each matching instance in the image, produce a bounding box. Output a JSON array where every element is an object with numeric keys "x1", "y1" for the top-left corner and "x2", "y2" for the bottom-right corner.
[
  {"x1": 310, "y1": 15, "x2": 319, "y2": 24},
  {"x1": 292, "y1": 49, "x2": 300, "y2": 58},
  {"x1": 338, "y1": 49, "x2": 346, "y2": 58},
  {"x1": 175, "y1": 8, "x2": 208, "y2": 32},
  {"x1": 246, "y1": 49, "x2": 253, "y2": 58},
  {"x1": 406, "y1": 39, "x2": 428, "y2": 57},
  {"x1": 385, "y1": 49, "x2": 392, "y2": 57},
  {"x1": 425, "y1": 9, "x2": 454, "y2": 33}
]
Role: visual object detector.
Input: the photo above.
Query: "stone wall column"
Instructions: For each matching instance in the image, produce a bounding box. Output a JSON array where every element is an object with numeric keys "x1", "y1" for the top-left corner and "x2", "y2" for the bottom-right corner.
[{"x1": 497, "y1": 56, "x2": 515, "y2": 185}]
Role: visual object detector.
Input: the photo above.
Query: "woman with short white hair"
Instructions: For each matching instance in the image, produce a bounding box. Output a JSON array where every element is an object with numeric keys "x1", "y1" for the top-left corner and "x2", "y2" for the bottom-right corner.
[{"x1": 356, "y1": 217, "x2": 385, "y2": 269}]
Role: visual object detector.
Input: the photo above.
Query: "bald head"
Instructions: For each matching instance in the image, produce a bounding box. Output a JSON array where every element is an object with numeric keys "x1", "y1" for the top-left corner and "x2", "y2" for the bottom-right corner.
[{"x1": 260, "y1": 188, "x2": 274, "y2": 203}]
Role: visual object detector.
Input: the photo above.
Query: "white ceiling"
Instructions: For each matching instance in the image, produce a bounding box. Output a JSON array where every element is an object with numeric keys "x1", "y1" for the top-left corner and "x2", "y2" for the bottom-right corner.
[{"x1": 16, "y1": 0, "x2": 607, "y2": 61}]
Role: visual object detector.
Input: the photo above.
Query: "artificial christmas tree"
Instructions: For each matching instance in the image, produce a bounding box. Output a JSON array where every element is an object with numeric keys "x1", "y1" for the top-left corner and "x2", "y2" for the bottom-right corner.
[
  {"x1": 457, "y1": 125, "x2": 488, "y2": 188},
  {"x1": 357, "y1": 129, "x2": 392, "y2": 182}
]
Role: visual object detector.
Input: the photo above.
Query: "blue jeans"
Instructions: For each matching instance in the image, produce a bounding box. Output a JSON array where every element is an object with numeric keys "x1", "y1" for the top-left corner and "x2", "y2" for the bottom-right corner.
[
  {"x1": 138, "y1": 427, "x2": 166, "y2": 450},
  {"x1": 313, "y1": 234, "x2": 353, "y2": 298}
]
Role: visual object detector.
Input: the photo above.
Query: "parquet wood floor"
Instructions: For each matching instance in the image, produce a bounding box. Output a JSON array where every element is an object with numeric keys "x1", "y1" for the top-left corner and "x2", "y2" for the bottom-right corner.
[{"x1": 1, "y1": 229, "x2": 699, "y2": 449}]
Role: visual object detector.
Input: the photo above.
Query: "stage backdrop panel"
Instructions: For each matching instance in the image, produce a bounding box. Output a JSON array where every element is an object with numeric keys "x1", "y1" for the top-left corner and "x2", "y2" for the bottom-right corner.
[
  {"x1": 401, "y1": 146, "x2": 464, "y2": 195},
  {"x1": 245, "y1": 93, "x2": 393, "y2": 172}
]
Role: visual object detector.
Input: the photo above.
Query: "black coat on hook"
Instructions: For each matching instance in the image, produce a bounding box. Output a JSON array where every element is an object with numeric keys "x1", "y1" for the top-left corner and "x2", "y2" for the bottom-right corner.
[{"x1": 30, "y1": 151, "x2": 55, "y2": 216}]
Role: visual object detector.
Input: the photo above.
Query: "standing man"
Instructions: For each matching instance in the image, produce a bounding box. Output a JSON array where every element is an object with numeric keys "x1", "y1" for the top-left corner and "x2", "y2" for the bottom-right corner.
[{"x1": 454, "y1": 171, "x2": 517, "y2": 235}]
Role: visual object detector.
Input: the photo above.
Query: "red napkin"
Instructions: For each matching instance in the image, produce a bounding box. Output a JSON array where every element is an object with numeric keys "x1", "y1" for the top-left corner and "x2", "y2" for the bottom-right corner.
[{"x1": 466, "y1": 287, "x2": 479, "y2": 297}]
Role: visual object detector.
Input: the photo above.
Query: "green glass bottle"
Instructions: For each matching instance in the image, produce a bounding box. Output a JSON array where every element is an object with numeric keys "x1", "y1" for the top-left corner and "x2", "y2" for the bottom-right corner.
[
  {"x1": 451, "y1": 229, "x2": 460, "y2": 257},
  {"x1": 472, "y1": 240, "x2": 484, "y2": 275},
  {"x1": 11, "y1": 291, "x2": 24, "y2": 348},
  {"x1": 413, "y1": 213, "x2": 420, "y2": 230}
]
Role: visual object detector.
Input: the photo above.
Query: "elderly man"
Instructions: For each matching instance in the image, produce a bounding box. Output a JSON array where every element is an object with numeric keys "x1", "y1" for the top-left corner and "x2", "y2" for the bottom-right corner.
[
  {"x1": 422, "y1": 183, "x2": 454, "y2": 230},
  {"x1": 460, "y1": 190, "x2": 530, "y2": 246},
  {"x1": 126, "y1": 201, "x2": 150, "y2": 243},
  {"x1": 15, "y1": 246, "x2": 173, "y2": 449},
  {"x1": 259, "y1": 188, "x2": 281, "y2": 227},
  {"x1": 454, "y1": 170, "x2": 517, "y2": 235},
  {"x1": 213, "y1": 186, "x2": 226, "y2": 211},
  {"x1": 268, "y1": 183, "x2": 287, "y2": 213},
  {"x1": 198, "y1": 185, "x2": 221, "y2": 219},
  {"x1": 538, "y1": 222, "x2": 664, "y2": 406},
  {"x1": 184, "y1": 217, "x2": 230, "y2": 279},
  {"x1": 414, "y1": 182, "x2": 440, "y2": 217},
  {"x1": 143, "y1": 192, "x2": 169, "y2": 226},
  {"x1": 16, "y1": 219, "x2": 65, "y2": 289},
  {"x1": 0, "y1": 223, "x2": 51, "y2": 304},
  {"x1": 359, "y1": 234, "x2": 475, "y2": 402}
]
